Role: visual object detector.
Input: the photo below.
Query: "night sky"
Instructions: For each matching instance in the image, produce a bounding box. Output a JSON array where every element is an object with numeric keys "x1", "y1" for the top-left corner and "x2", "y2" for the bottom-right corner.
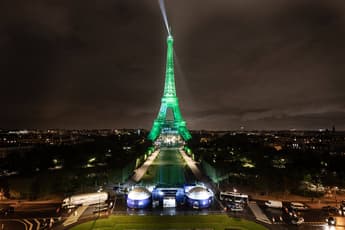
[{"x1": 1, "y1": 0, "x2": 345, "y2": 130}]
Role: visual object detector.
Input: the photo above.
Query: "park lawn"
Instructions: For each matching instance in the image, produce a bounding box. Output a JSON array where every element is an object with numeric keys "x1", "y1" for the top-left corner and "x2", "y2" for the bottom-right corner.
[
  {"x1": 142, "y1": 149, "x2": 187, "y2": 185},
  {"x1": 70, "y1": 214, "x2": 267, "y2": 230},
  {"x1": 155, "y1": 149, "x2": 186, "y2": 185}
]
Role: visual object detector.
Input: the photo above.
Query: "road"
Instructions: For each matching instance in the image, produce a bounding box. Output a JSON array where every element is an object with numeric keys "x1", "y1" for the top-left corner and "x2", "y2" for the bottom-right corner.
[
  {"x1": 255, "y1": 200, "x2": 345, "y2": 229},
  {"x1": 0, "y1": 201, "x2": 62, "y2": 230},
  {"x1": 0, "y1": 216, "x2": 58, "y2": 230},
  {"x1": 0, "y1": 219, "x2": 27, "y2": 230}
]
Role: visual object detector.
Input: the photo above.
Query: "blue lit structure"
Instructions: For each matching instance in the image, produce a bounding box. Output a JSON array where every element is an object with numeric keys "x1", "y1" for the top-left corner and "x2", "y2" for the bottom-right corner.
[
  {"x1": 185, "y1": 186, "x2": 213, "y2": 209},
  {"x1": 152, "y1": 186, "x2": 185, "y2": 207},
  {"x1": 126, "y1": 187, "x2": 151, "y2": 209},
  {"x1": 126, "y1": 185, "x2": 214, "y2": 209}
]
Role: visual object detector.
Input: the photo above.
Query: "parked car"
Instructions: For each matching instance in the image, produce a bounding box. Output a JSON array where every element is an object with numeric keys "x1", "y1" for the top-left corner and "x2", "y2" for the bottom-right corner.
[
  {"x1": 326, "y1": 216, "x2": 336, "y2": 226},
  {"x1": 282, "y1": 206, "x2": 298, "y2": 220},
  {"x1": 226, "y1": 201, "x2": 244, "y2": 212},
  {"x1": 290, "y1": 202, "x2": 309, "y2": 211},
  {"x1": 322, "y1": 205, "x2": 339, "y2": 214},
  {"x1": 291, "y1": 216, "x2": 304, "y2": 225},
  {"x1": 265, "y1": 200, "x2": 283, "y2": 209},
  {"x1": 338, "y1": 206, "x2": 345, "y2": 216}
]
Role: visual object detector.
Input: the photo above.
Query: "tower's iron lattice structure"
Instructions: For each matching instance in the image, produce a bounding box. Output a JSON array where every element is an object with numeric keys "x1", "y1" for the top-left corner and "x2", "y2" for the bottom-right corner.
[{"x1": 148, "y1": 35, "x2": 191, "y2": 141}]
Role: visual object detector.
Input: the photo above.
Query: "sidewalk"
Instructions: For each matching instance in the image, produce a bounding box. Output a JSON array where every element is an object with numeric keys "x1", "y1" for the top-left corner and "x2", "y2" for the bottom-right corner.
[
  {"x1": 63, "y1": 205, "x2": 88, "y2": 227},
  {"x1": 131, "y1": 150, "x2": 160, "y2": 182},
  {"x1": 180, "y1": 149, "x2": 203, "y2": 181},
  {"x1": 248, "y1": 201, "x2": 271, "y2": 224}
]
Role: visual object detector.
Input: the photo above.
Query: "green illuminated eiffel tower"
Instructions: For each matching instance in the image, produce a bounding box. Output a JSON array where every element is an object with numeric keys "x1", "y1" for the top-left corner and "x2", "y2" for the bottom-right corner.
[{"x1": 148, "y1": 34, "x2": 191, "y2": 141}]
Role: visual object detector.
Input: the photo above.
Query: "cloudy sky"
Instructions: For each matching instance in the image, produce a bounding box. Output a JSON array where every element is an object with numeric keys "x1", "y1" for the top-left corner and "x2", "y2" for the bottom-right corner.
[{"x1": 1, "y1": 0, "x2": 345, "y2": 130}]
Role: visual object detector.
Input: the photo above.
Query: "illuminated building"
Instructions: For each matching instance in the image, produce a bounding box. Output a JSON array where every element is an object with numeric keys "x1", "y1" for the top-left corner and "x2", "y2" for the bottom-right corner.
[
  {"x1": 126, "y1": 187, "x2": 152, "y2": 209},
  {"x1": 185, "y1": 186, "x2": 213, "y2": 209}
]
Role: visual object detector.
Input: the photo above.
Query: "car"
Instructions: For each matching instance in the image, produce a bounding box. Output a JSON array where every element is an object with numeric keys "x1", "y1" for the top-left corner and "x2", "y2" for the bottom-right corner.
[
  {"x1": 282, "y1": 206, "x2": 297, "y2": 217},
  {"x1": 339, "y1": 205, "x2": 345, "y2": 215},
  {"x1": 322, "y1": 205, "x2": 338, "y2": 213},
  {"x1": 290, "y1": 202, "x2": 309, "y2": 211},
  {"x1": 291, "y1": 217, "x2": 304, "y2": 225},
  {"x1": 271, "y1": 216, "x2": 283, "y2": 223},
  {"x1": 326, "y1": 216, "x2": 336, "y2": 226},
  {"x1": 226, "y1": 201, "x2": 244, "y2": 212},
  {"x1": 265, "y1": 200, "x2": 283, "y2": 209}
]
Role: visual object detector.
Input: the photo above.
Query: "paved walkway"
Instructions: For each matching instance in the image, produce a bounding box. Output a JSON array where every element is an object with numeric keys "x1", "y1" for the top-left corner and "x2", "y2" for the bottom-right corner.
[
  {"x1": 131, "y1": 150, "x2": 159, "y2": 182},
  {"x1": 180, "y1": 149, "x2": 203, "y2": 181},
  {"x1": 248, "y1": 201, "x2": 271, "y2": 224},
  {"x1": 62, "y1": 205, "x2": 88, "y2": 227}
]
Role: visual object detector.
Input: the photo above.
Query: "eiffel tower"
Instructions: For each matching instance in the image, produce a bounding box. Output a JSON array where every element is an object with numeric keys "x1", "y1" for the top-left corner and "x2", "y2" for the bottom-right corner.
[{"x1": 148, "y1": 34, "x2": 191, "y2": 142}]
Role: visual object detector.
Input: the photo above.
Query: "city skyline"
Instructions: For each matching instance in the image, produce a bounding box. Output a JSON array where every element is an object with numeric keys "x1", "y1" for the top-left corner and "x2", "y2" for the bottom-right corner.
[{"x1": 1, "y1": 0, "x2": 345, "y2": 130}]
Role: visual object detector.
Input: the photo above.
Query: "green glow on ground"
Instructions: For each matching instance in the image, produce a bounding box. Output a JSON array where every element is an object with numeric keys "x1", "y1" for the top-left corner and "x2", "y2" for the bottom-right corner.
[
  {"x1": 141, "y1": 149, "x2": 186, "y2": 185},
  {"x1": 71, "y1": 214, "x2": 267, "y2": 230}
]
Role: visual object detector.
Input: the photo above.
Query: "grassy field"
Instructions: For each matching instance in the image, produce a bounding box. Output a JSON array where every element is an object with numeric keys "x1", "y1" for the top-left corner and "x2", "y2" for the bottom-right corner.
[
  {"x1": 141, "y1": 149, "x2": 187, "y2": 185},
  {"x1": 70, "y1": 214, "x2": 267, "y2": 230}
]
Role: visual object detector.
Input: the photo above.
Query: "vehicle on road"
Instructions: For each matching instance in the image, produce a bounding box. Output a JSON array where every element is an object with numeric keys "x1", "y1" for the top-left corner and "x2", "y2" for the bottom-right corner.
[
  {"x1": 290, "y1": 202, "x2": 309, "y2": 211},
  {"x1": 93, "y1": 202, "x2": 109, "y2": 213},
  {"x1": 291, "y1": 216, "x2": 304, "y2": 225},
  {"x1": 220, "y1": 191, "x2": 248, "y2": 204},
  {"x1": 62, "y1": 192, "x2": 108, "y2": 208},
  {"x1": 322, "y1": 205, "x2": 338, "y2": 214},
  {"x1": 282, "y1": 206, "x2": 298, "y2": 219},
  {"x1": 226, "y1": 201, "x2": 244, "y2": 212},
  {"x1": 265, "y1": 200, "x2": 282, "y2": 209},
  {"x1": 326, "y1": 216, "x2": 336, "y2": 225}
]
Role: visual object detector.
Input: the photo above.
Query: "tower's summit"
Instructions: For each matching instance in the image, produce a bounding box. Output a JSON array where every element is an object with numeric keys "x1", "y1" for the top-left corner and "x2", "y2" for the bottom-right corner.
[
  {"x1": 163, "y1": 35, "x2": 176, "y2": 98},
  {"x1": 148, "y1": 34, "x2": 191, "y2": 143}
]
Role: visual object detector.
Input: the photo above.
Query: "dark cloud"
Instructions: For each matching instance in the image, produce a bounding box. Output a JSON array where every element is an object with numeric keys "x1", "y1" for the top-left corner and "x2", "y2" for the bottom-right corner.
[{"x1": 1, "y1": 0, "x2": 345, "y2": 130}]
